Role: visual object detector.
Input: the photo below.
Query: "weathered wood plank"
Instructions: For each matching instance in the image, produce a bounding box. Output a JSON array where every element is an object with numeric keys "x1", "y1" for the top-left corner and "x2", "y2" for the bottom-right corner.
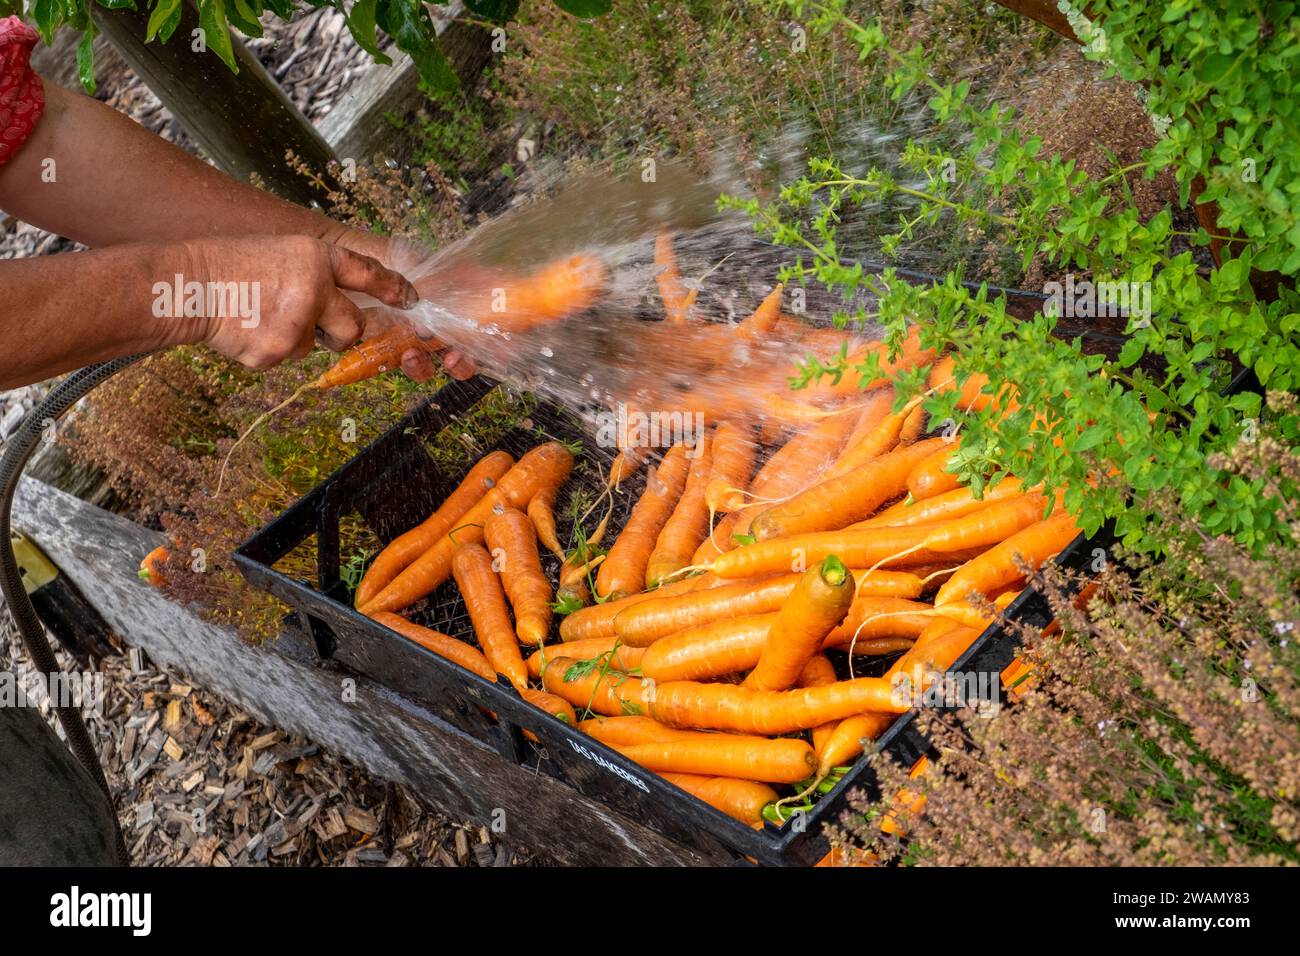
[
  {"x1": 92, "y1": 5, "x2": 335, "y2": 204},
  {"x1": 319, "y1": 2, "x2": 494, "y2": 164},
  {"x1": 12, "y1": 476, "x2": 717, "y2": 865}
]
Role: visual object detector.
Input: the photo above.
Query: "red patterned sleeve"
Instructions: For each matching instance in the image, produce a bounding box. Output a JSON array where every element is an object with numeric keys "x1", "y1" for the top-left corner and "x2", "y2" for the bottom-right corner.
[{"x1": 0, "y1": 16, "x2": 45, "y2": 169}]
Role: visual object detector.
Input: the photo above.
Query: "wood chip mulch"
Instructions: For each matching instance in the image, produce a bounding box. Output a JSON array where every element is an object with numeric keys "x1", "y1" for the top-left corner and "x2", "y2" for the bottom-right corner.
[{"x1": 1, "y1": 611, "x2": 537, "y2": 867}]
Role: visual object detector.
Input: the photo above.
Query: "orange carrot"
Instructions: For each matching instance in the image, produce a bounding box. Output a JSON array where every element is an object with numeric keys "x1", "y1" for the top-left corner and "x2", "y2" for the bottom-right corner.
[
  {"x1": 451, "y1": 543, "x2": 529, "y2": 692},
  {"x1": 469, "y1": 254, "x2": 609, "y2": 332},
  {"x1": 751, "y1": 437, "x2": 949, "y2": 541},
  {"x1": 935, "y1": 511, "x2": 1080, "y2": 606},
  {"x1": 316, "y1": 325, "x2": 433, "y2": 390},
  {"x1": 527, "y1": 637, "x2": 644, "y2": 679},
  {"x1": 827, "y1": 597, "x2": 936, "y2": 645},
  {"x1": 855, "y1": 476, "x2": 1023, "y2": 529},
  {"x1": 646, "y1": 435, "x2": 713, "y2": 587},
  {"x1": 613, "y1": 737, "x2": 815, "y2": 784},
  {"x1": 361, "y1": 442, "x2": 573, "y2": 615},
  {"x1": 612, "y1": 567, "x2": 924, "y2": 646},
  {"x1": 139, "y1": 545, "x2": 170, "y2": 588},
  {"x1": 889, "y1": 625, "x2": 981, "y2": 682},
  {"x1": 710, "y1": 524, "x2": 973, "y2": 579},
  {"x1": 597, "y1": 445, "x2": 690, "y2": 599},
  {"x1": 355, "y1": 450, "x2": 515, "y2": 608},
  {"x1": 484, "y1": 507, "x2": 553, "y2": 645},
  {"x1": 692, "y1": 510, "x2": 746, "y2": 563},
  {"x1": 798, "y1": 654, "x2": 841, "y2": 761},
  {"x1": 814, "y1": 713, "x2": 896, "y2": 779},
  {"x1": 540, "y1": 657, "x2": 647, "y2": 717},
  {"x1": 744, "y1": 411, "x2": 857, "y2": 504},
  {"x1": 808, "y1": 326, "x2": 935, "y2": 400},
  {"x1": 576, "y1": 715, "x2": 703, "y2": 746},
  {"x1": 821, "y1": 389, "x2": 900, "y2": 479},
  {"x1": 659, "y1": 774, "x2": 777, "y2": 825},
  {"x1": 744, "y1": 556, "x2": 855, "y2": 692},
  {"x1": 906, "y1": 445, "x2": 961, "y2": 501},
  {"x1": 704, "y1": 421, "x2": 757, "y2": 514},
  {"x1": 520, "y1": 688, "x2": 577, "y2": 725},
  {"x1": 654, "y1": 231, "x2": 691, "y2": 324},
  {"x1": 898, "y1": 403, "x2": 926, "y2": 445},
  {"x1": 527, "y1": 485, "x2": 564, "y2": 559},
  {"x1": 558, "y1": 571, "x2": 715, "y2": 642},
  {"x1": 649, "y1": 675, "x2": 908, "y2": 734},
  {"x1": 370, "y1": 612, "x2": 497, "y2": 683},
  {"x1": 734, "y1": 284, "x2": 784, "y2": 341}
]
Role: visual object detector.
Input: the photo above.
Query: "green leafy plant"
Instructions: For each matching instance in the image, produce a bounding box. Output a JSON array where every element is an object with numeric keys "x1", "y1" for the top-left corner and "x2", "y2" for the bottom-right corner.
[
  {"x1": 14, "y1": 0, "x2": 610, "y2": 95},
  {"x1": 728, "y1": 0, "x2": 1300, "y2": 555}
]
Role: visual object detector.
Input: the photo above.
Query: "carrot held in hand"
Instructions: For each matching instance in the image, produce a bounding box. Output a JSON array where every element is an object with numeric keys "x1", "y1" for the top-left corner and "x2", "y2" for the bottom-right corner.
[
  {"x1": 370, "y1": 612, "x2": 497, "y2": 683},
  {"x1": 361, "y1": 441, "x2": 573, "y2": 615},
  {"x1": 355, "y1": 450, "x2": 515, "y2": 608},
  {"x1": 484, "y1": 507, "x2": 553, "y2": 645},
  {"x1": 744, "y1": 556, "x2": 855, "y2": 692},
  {"x1": 451, "y1": 544, "x2": 529, "y2": 691},
  {"x1": 646, "y1": 434, "x2": 712, "y2": 587},
  {"x1": 597, "y1": 445, "x2": 691, "y2": 600}
]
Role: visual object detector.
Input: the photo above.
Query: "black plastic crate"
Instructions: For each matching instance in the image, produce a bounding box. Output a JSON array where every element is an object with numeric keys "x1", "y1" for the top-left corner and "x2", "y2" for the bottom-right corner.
[{"x1": 233, "y1": 367, "x2": 1099, "y2": 865}]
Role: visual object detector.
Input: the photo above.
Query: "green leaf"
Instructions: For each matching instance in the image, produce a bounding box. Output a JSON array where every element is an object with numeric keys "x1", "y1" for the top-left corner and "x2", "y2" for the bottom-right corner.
[
  {"x1": 76, "y1": 26, "x2": 96, "y2": 94},
  {"x1": 552, "y1": 0, "x2": 612, "y2": 16},
  {"x1": 158, "y1": 2, "x2": 184, "y2": 43},
  {"x1": 227, "y1": 0, "x2": 264, "y2": 37},
  {"x1": 198, "y1": 0, "x2": 239, "y2": 72},
  {"x1": 146, "y1": 0, "x2": 182, "y2": 42},
  {"x1": 465, "y1": 0, "x2": 519, "y2": 21},
  {"x1": 343, "y1": 0, "x2": 392, "y2": 65},
  {"x1": 381, "y1": 0, "x2": 457, "y2": 92},
  {"x1": 32, "y1": 0, "x2": 57, "y2": 45}
]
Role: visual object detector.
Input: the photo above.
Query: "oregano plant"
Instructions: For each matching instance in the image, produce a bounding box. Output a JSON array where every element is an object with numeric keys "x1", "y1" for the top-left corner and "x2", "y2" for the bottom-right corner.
[
  {"x1": 5, "y1": 0, "x2": 609, "y2": 94},
  {"x1": 727, "y1": 0, "x2": 1300, "y2": 555}
]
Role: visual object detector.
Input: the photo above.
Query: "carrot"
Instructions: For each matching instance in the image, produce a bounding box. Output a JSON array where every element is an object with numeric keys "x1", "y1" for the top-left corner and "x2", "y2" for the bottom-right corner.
[
  {"x1": 734, "y1": 284, "x2": 784, "y2": 341},
  {"x1": 928, "y1": 353, "x2": 1001, "y2": 413},
  {"x1": 692, "y1": 510, "x2": 746, "y2": 563},
  {"x1": 597, "y1": 445, "x2": 690, "y2": 599},
  {"x1": 935, "y1": 511, "x2": 1080, "y2": 606},
  {"x1": 797, "y1": 654, "x2": 841, "y2": 761},
  {"x1": 898, "y1": 404, "x2": 926, "y2": 445},
  {"x1": 613, "y1": 737, "x2": 815, "y2": 784},
  {"x1": 854, "y1": 476, "x2": 1023, "y2": 529},
  {"x1": 139, "y1": 545, "x2": 169, "y2": 587},
  {"x1": 828, "y1": 596, "x2": 937, "y2": 646},
  {"x1": 361, "y1": 442, "x2": 573, "y2": 615},
  {"x1": 710, "y1": 524, "x2": 983, "y2": 580},
  {"x1": 483, "y1": 507, "x2": 553, "y2": 645},
  {"x1": 654, "y1": 231, "x2": 691, "y2": 324},
  {"x1": 576, "y1": 715, "x2": 702, "y2": 746},
  {"x1": 527, "y1": 485, "x2": 564, "y2": 559},
  {"x1": 808, "y1": 326, "x2": 935, "y2": 400},
  {"x1": 355, "y1": 450, "x2": 515, "y2": 608},
  {"x1": 527, "y1": 637, "x2": 644, "y2": 679},
  {"x1": 450, "y1": 543, "x2": 529, "y2": 692},
  {"x1": 558, "y1": 571, "x2": 715, "y2": 642},
  {"x1": 744, "y1": 411, "x2": 857, "y2": 505},
  {"x1": 612, "y1": 567, "x2": 924, "y2": 646},
  {"x1": 520, "y1": 688, "x2": 577, "y2": 725},
  {"x1": 649, "y1": 675, "x2": 908, "y2": 735},
  {"x1": 370, "y1": 612, "x2": 497, "y2": 683},
  {"x1": 751, "y1": 437, "x2": 949, "y2": 541},
  {"x1": 540, "y1": 657, "x2": 647, "y2": 717},
  {"x1": 659, "y1": 774, "x2": 777, "y2": 825},
  {"x1": 645, "y1": 435, "x2": 713, "y2": 587},
  {"x1": 704, "y1": 421, "x2": 757, "y2": 515},
  {"x1": 744, "y1": 556, "x2": 855, "y2": 691},
  {"x1": 814, "y1": 713, "x2": 896, "y2": 779},
  {"x1": 889, "y1": 625, "x2": 981, "y2": 683},
  {"x1": 470, "y1": 254, "x2": 609, "y2": 333},
  {"x1": 821, "y1": 389, "x2": 899, "y2": 479},
  {"x1": 906, "y1": 445, "x2": 962, "y2": 501},
  {"x1": 911, "y1": 492, "x2": 1057, "y2": 557}
]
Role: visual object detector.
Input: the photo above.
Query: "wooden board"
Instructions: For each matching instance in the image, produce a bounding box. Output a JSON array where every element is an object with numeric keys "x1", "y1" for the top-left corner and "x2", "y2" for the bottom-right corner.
[{"x1": 12, "y1": 477, "x2": 723, "y2": 865}]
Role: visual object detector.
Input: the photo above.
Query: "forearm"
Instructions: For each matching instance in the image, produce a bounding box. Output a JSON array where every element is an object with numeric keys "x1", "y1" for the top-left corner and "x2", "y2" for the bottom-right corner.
[
  {"x1": 0, "y1": 79, "x2": 389, "y2": 260},
  {"x1": 0, "y1": 243, "x2": 207, "y2": 388}
]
